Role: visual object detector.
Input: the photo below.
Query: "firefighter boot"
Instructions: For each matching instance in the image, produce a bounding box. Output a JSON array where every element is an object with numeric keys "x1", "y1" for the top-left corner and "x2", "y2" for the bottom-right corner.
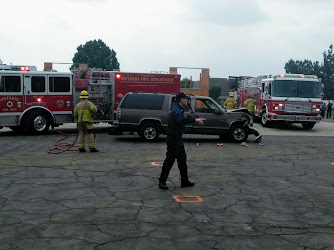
[
  {"x1": 90, "y1": 148, "x2": 99, "y2": 152},
  {"x1": 79, "y1": 148, "x2": 86, "y2": 153}
]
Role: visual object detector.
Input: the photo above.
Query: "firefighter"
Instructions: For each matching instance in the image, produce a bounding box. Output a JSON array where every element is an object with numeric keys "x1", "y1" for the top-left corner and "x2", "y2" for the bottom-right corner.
[
  {"x1": 74, "y1": 90, "x2": 99, "y2": 152},
  {"x1": 244, "y1": 94, "x2": 257, "y2": 119},
  {"x1": 224, "y1": 93, "x2": 237, "y2": 110}
]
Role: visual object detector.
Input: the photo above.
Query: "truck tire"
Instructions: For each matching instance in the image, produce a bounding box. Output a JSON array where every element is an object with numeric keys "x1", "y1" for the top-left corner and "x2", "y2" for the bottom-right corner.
[
  {"x1": 302, "y1": 122, "x2": 315, "y2": 129},
  {"x1": 228, "y1": 124, "x2": 248, "y2": 143},
  {"x1": 24, "y1": 111, "x2": 50, "y2": 135},
  {"x1": 139, "y1": 123, "x2": 160, "y2": 142},
  {"x1": 261, "y1": 110, "x2": 271, "y2": 127}
]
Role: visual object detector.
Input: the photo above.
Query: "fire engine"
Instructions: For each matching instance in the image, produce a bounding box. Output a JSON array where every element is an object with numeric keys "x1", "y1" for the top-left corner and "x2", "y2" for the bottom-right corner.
[
  {"x1": 237, "y1": 74, "x2": 322, "y2": 129},
  {"x1": 0, "y1": 66, "x2": 180, "y2": 134}
]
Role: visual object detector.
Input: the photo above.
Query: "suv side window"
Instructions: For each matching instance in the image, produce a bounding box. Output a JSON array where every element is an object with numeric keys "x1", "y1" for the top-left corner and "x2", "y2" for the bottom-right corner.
[
  {"x1": 122, "y1": 94, "x2": 165, "y2": 110},
  {"x1": 195, "y1": 99, "x2": 220, "y2": 113}
]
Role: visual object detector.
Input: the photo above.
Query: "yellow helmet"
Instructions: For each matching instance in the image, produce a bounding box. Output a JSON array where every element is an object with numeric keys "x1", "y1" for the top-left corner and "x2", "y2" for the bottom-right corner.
[
  {"x1": 80, "y1": 90, "x2": 88, "y2": 99},
  {"x1": 229, "y1": 93, "x2": 234, "y2": 97}
]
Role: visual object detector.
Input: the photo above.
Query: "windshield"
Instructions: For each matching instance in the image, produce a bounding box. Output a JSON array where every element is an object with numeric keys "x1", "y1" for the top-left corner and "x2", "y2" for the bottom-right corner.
[{"x1": 272, "y1": 80, "x2": 322, "y2": 98}]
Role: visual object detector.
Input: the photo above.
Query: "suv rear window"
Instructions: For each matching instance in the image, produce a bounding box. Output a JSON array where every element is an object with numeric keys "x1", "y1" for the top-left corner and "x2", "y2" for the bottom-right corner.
[{"x1": 122, "y1": 94, "x2": 165, "y2": 110}]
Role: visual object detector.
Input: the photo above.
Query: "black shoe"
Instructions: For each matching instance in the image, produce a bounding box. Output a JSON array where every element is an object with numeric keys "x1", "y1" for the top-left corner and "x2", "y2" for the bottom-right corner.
[
  {"x1": 181, "y1": 181, "x2": 195, "y2": 187},
  {"x1": 79, "y1": 148, "x2": 86, "y2": 152},
  {"x1": 90, "y1": 148, "x2": 99, "y2": 152},
  {"x1": 159, "y1": 181, "x2": 168, "y2": 190}
]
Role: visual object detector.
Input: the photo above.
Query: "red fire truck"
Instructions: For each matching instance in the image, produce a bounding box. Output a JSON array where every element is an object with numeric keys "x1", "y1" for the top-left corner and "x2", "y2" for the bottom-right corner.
[
  {"x1": 237, "y1": 74, "x2": 322, "y2": 129},
  {"x1": 0, "y1": 66, "x2": 180, "y2": 134}
]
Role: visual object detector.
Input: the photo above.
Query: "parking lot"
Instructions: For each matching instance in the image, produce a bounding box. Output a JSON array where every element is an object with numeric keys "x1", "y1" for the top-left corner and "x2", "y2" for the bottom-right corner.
[{"x1": 0, "y1": 121, "x2": 334, "y2": 249}]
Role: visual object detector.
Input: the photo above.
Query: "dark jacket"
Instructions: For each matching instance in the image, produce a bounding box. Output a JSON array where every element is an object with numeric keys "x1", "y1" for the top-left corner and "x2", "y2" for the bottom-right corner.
[
  {"x1": 167, "y1": 104, "x2": 195, "y2": 142},
  {"x1": 327, "y1": 103, "x2": 332, "y2": 111}
]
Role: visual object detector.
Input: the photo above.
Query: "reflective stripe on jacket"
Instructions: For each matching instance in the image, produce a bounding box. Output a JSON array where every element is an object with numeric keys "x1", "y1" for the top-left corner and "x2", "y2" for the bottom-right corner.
[
  {"x1": 224, "y1": 97, "x2": 236, "y2": 110},
  {"x1": 244, "y1": 98, "x2": 257, "y2": 112},
  {"x1": 74, "y1": 100, "x2": 97, "y2": 123}
]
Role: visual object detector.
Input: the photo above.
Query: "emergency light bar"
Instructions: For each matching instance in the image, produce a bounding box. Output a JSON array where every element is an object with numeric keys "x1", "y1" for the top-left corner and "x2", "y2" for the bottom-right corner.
[
  {"x1": 20, "y1": 66, "x2": 30, "y2": 71},
  {"x1": 274, "y1": 74, "x2": 318, "y2": 79}
]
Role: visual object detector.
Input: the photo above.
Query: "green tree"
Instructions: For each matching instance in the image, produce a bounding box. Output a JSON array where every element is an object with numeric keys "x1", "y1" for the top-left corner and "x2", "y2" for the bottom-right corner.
[
  {"x1": 322, "y1": 44, "x2": 334, "y2": 99},
  {"x1": 72, "y1": 39, "x2": 120, "y2": 70},
  {"x1": 209, "y1": 86, "x2": 222, "y2": 101},
  {"x1": 229, "y1": 78, "x2": 238, "y2": 91},
  {"x1": 284, "y1": 59, "x2": 323, "y2": 76},
  {"x1": 180, "y1": 77, "x2": 192, "y2": 88}
]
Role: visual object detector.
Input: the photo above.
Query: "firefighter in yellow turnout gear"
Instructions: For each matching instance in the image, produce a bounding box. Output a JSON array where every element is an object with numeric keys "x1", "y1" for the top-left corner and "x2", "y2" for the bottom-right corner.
[
  {"x1": 244, "y1": 95, "x2": 257, "y2": 119},
  {"x1": 224, "y1": 93, "x2": 237, "y2": 110},
  {"x1": 74, "y1": 90, "x2": 99, "y2": 152}
]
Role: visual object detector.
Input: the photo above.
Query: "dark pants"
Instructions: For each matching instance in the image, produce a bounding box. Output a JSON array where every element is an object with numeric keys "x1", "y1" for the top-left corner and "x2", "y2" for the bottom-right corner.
[
  {"x1": 159, "y1": 137, "x2": 188, "y2": 182},
  {"x1": 321, "y1": 110, "x2": 325, "y2": 118},
  {"x1": 327, "y1": 110, "x2": 332, "y2": 118}
]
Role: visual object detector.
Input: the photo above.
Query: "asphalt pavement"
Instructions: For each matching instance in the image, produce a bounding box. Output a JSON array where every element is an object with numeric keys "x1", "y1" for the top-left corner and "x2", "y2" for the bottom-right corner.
[{"x1": 0, "y1": 123, "x2": 334, "y2": 249}]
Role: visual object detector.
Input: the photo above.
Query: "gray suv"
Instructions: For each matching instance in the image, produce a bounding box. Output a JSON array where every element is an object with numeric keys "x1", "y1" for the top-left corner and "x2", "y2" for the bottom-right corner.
[{"x1": 112, "y1": 93, "x2": 261, "y2": 142}]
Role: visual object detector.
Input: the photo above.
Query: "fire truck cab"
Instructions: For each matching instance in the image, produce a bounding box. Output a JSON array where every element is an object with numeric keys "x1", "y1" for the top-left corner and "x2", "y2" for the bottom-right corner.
[
  {"x1": 0, "y1": 69, "x2": 73, "y2": 133},
  {"x1": 237, "y1": 74, "x2": 322, "y2": 129}
]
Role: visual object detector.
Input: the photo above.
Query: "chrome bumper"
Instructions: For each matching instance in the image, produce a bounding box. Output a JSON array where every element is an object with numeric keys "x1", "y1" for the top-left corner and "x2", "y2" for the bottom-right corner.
[{"x1": 270, "y1": 114, "x2": 321, "y2": 122}]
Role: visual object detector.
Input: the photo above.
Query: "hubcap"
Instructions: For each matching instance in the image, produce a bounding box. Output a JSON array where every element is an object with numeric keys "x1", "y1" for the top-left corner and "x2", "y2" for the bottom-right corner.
[
  {"x1": 144, "y1": 127, "x2": 156, "y2": 140},
  {"x1": 262, "y1": 112, "x2": 268, "y2": 124},
  {"x1": 233, "y1": 128, "x2": 245, "y2": 140},
  {"x1": 34, "y1": 115, "x2": 47, "y2": 131}
]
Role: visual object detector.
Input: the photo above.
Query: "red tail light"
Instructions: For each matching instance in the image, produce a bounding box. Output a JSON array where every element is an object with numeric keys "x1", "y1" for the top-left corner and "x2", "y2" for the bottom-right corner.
[{"x1": 116, "y1": 74, "x2": 121, "y2": 79}]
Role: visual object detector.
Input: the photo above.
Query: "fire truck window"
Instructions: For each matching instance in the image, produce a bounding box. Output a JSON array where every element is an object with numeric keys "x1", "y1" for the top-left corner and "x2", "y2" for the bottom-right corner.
[
  {"x1": 31, "y1": 76, "x2": 45, "y2": 92},
  {"x1": 0, "y1": 76, "x2": 21, "y2": 92},
  {"x1": 268, "y1": 83, "x2": 272, "y2": 95},
  {"x1": 49, "y1": 77, "x2": 70, "y2": 92},
  {"x1": 122, "y1": 94, "x2": 165, "y2": 110}
]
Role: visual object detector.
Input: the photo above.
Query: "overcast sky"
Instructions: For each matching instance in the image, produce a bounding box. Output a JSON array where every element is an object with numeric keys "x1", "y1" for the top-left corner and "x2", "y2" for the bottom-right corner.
[{"x1": 1, "y1": 0, "x2": 334, "y2": 80}]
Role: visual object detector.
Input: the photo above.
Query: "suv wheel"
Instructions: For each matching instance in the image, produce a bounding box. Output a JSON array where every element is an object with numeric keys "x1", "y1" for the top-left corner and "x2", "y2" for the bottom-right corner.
[
  {"x1": 228, "y1": 124, "x2": 248, "y2": 143},
  {"x1": 139, "y1": 123, "x2": 160, "y2": 142}
]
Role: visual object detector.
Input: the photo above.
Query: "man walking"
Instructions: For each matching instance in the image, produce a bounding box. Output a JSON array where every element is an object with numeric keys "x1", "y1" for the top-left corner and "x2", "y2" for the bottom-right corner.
[
  {"x1": 74, "y1": 90, "x2": 99, "y2": 152},
  {"x1": 159, "y1": 92, "x2": 205, "y2": 190}
]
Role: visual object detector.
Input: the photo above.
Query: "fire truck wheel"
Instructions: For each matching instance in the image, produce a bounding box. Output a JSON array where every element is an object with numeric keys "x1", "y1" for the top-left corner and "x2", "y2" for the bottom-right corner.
[
  {"x1": 261, "y1": 111, "x2": 271, "y2": 127},
  {"x1": 302, "y1": 122, "x2": 315, "y2": 129},
  {"x1": 228, "y1": 124, "x2": 248, "y2": 143},
  {"x1": 25, "y1": 111, "x2": 50, "y2": 134},
  {"x1": 139, "y1": 123, "x2": 160, "y2": 142}
]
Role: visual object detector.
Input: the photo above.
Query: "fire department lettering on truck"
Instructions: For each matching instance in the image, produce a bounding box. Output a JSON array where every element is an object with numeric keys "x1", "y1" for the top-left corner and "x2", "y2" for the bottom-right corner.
[
  {"x1": 0, "y1": 97, "x2": 20, "y2": 112},
  {"x1": 120, "y1": 76, "x2": 175, "y2": 83}
]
